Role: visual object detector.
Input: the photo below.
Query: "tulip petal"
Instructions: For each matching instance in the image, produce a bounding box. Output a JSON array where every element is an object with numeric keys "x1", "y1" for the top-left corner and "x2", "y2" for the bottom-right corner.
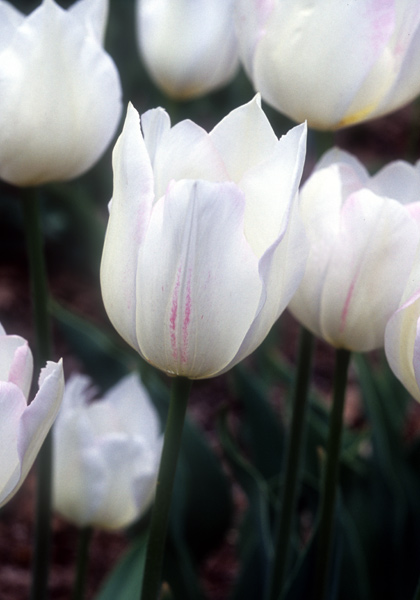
[
  {"x1": 370, "y1": 161, "x2": 420, "y2": 206},
  {"x1": 385, "y1": 296, "x2": 420, "y2": 403},
  {"x1": 0, "y1": 0, "x2": 122, "y2": 185},
  {"x1": 0, "y1": 1, "x2": 24, "y2": 51},
  {"x1": 15, "y1": 361, "x2": 64, "y2": 503},
  {"x1": 289, "y1": 162, "x2": 364, "y2": 339},
  {"x1": 0, "y1": 382, "x2": 26, "y2": 506},
  {"x1": 314, "y1": 148, "x2": 369, "y2": 187},
  {"x1": 239, "y1": 122, "x2": 307, "y2": 257},
  {"x1": 320, "y1": 191, "x2": 419, "y2": 351},
  {"x1": 135, "y1": 179, "x2": 261, "y2": 378},
  {"x1": 367, "y1": 5, "x2": 420, "y2": 120},
  {"x1": 87, "y1": 436, "x2": 154, "y2": 529},
  {"x1": 0, "y1": 335, "x2": 33, "y2": 398},
  {"x1": 234, "y1": 0, "x2": 274, "y2": 77},
  {"x1": 101, "y1": 104, "x2": 154, "y2": 354},
  {"x1": 251, "y1": 0, "x2": 395, "y2": 128},
  {"x1": 209, "y1": 95, "x2": 277, "y2": 183},
  {"x1": 53, "y1": 407, "x2": 107, "y2": 526},
  {"x1": 226, "y1": 188, "x2": 308, "y2": 374},
  {"x1": 141, "y1": 110, "x2": 229, "y2": 199},
  {"x1": 69, "y1": 0, "x2": 109, "y2": 43},
  {"x1": 99, "y1": 373, "x2": 161, "y2": 442}
]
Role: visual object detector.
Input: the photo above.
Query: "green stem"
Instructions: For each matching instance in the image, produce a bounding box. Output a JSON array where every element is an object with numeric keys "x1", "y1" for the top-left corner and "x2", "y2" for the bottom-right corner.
[
  {"x1": 314, "y1": 348, "x2": 351, "y2": 600},
  {"x1": 266, "y1": 327, "x2": 314, "y2": 600},
  {"x1": 141, "y1": 376, "x2": 192, "y2": 600},
  {"x1": 21, "y1": 190, "x2": 54, "y2": 600},
  {"x1": 72, "y1": 527, "x2": 93, "y2": 600},
  {"x1": 21, "y1": 190, "x2": 52, "y2": 364}
]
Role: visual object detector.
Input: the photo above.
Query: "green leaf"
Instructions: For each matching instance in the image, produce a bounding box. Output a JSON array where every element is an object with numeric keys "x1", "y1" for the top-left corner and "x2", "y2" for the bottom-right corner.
[
  {"x1": 233, "y1": 364, "x2": 285, "y2": 482},
  {"x1": 94, "y1": 532, "x2": 148, "y2": 600}
]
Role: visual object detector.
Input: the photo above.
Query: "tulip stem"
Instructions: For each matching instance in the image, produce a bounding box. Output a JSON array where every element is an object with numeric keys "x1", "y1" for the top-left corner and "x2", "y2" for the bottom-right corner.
[
  {"x1": 141, "y1": 376, "x2": 192, "y2": 600},
  {"x1": 266, "y1": 327, "x2": 314, "y2": 600},
  {"x1": 72, "y1": 527, "x2": 93, "y2": 600},
  {"x1": 314, "y1": 348, "x2": 351, "y2": 600},
  {"x1": 21, "y1": 190, "x2": 54, "y2": 600}
]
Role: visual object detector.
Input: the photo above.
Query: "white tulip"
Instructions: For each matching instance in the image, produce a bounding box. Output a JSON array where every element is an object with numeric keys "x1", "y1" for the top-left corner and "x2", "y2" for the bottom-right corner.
[
  {"x1": 101, "y1": 97, "x2": 308, "y2": 379},
  {"x1": 136, "y1": 0, "x2": 239, "y2": 99},
  {"x1": 289, "y1": 149, "x2": 420, "y2": 351},
  {"x1": 235, "y1": 0, "x2": 420, "y2": 129},
  {"x1": 0, "y1": 322, "x2": 64, "y2": 508},
  {"x1": 53, "y1": 373, "x2": 163, "y2": 530},
  {"x1": 0, "y1": 0, "x2": 122, "y2": 186}
]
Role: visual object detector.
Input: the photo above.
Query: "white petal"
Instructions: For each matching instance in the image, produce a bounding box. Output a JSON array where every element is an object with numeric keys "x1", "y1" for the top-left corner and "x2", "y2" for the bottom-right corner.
[
  {"x1": 0, "y1": 382, "x2": 26, "y2": 507},
  {"x1": 53, "y1": 408, "x2": 107, "y2": 526},
  {"x1": 135, "y1": 179, "x2": 261, "y2": 378},
  {"x1": 240, "y1": 121, "x2": 307, "y2": 257},
  {"x1": 369, "y1": 161, "x2": 420, "y2": 205},
  {"x1": 100, "y1": 373, "x2": 161, "y2": 442},
  {"x1": 101, "y1": 104, "x2": 154, "y2": 354},
  {"x1": 0, "y1": 1, "x2": 24, "y2": 51},
  {"x1": 249, "y1": 0, "x2": 395, "y2": 128},
  {"x1": 69, "y1": 0, "x2": 109, "y2": 44},
  {"x1": 16, "y1": 361, "x2": 64, "y2": 498},
  {"x1": 385, "y1": 297, "x2": 420, "y2": 402},
  {"x1": 0, "y1": 334, "x2": 33, "y2": 398},
  {"x1": 320, "y1": 192, "x2": 419, "y2": 351},
  {"x1": 209, "y1": 95, "x2": 277, "y2": 183},
  {"x1": 143, "y1": 112, "x2": 229, "y2": 199}
]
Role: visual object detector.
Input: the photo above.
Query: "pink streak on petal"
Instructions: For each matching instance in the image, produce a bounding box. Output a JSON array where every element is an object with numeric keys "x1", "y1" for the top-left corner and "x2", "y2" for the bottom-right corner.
[
  {"x1": 365, "y1": 0, "x2": 394, "y2": 53},
  {"x1": 170, "y1": 268, "x2": 181, "y2": 361},
  {"x1": 340, "y1": 279, "x2": 356, "y2": 334},
  {"x1": 181, "y1": 270, "x2": 192, "y2": 364}
]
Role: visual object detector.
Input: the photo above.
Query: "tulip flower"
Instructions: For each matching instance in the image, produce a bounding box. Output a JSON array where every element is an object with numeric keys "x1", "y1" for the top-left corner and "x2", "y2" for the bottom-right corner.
[
  {"x1": 52, "y1": 373, "x2": 163, "y2": 530},
  {"x1": 136, "y1": 0, "x2": 239, "y2": 99},
  {"x1": 385, "y1": 246, "x2": 420, "y2": 402},
  {"x1": 100, "y1": 97, "x2": 308, "y2": 379},
  {"x1": 234, "y1": 0, "x2": 420, "y2": 129},
  {"x1": 288, "y1": 149, "x2": 420, "y2": 351},
  {"x1": 0, "y1": 322, "x2": 64, "y2": 508},
  {"x1": 0, "y1": 0, "x2": 122, "y2": 186}
]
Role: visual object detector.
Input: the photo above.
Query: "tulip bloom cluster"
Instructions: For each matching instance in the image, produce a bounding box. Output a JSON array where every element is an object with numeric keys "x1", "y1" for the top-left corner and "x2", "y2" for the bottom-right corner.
[
  {"x1": 0, "y1": 323, "x2": 64, "y2": 508},
  {"x1": 53, "y1": 373, "x2": 162, "y2": 530},
  {"x1": 100, "y1": 97, "x2": 308, "y2": 379},
  {"x1": 0, "y1": 0, "x2": 122, "y2": 186},
  {"x1": 289, "y1": 150, "x2": 420, "y2": 352},
  {"x1": 234, "y1": 0, "x2": 420, "y2": 129}
]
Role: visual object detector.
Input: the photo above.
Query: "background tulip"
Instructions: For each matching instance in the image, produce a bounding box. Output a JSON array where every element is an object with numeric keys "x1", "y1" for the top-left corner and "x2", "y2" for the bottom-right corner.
[
  {"x1": 0, "y1": 322, "x2": 64, "y2": 508},
  {"x1": 288, "y1": 149, "x2": 420, "y2": 351},
  {"x1": 234, "y1": 0, "x2": 420, "y2": 129},
  {"x1": 0, "y1": 0, "x2": 122, "y2": 186},
  {"x1": 136, "y1": 0, "x2": 239, "y2": 100},
  {"x1": 100, "y1": 97, "x2": 308, "y2": 379},
  {"x1": 53, "y1": 373, "x2": 163, "y2": 530},
  {"x1": 385, "y1": 247, "x2": 420, "y2": 402}
]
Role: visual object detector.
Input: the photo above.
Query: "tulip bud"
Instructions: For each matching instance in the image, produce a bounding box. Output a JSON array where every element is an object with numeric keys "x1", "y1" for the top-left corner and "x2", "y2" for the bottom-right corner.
[
  {"x1": 288, "y1": 149, "x2": 420, "y2": 351},
  {"x1": 53, "y1": 373, "x2": 163, "y2": 530},
  {"x1": 136, "y1": 0, "x2": 239, "y2": 100},
  {"x1": 234, "y1": 0, "x2": 420, "y2": 129},
  {"x1": 0, "y1": 0, "x2": 122, "y2": 186},
  {"x1": 0, "y1": 322, "x2": 64, "y2": 508},
  {"x1": 100, "y1": 96, "x2": 308, "y2": 379}
]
